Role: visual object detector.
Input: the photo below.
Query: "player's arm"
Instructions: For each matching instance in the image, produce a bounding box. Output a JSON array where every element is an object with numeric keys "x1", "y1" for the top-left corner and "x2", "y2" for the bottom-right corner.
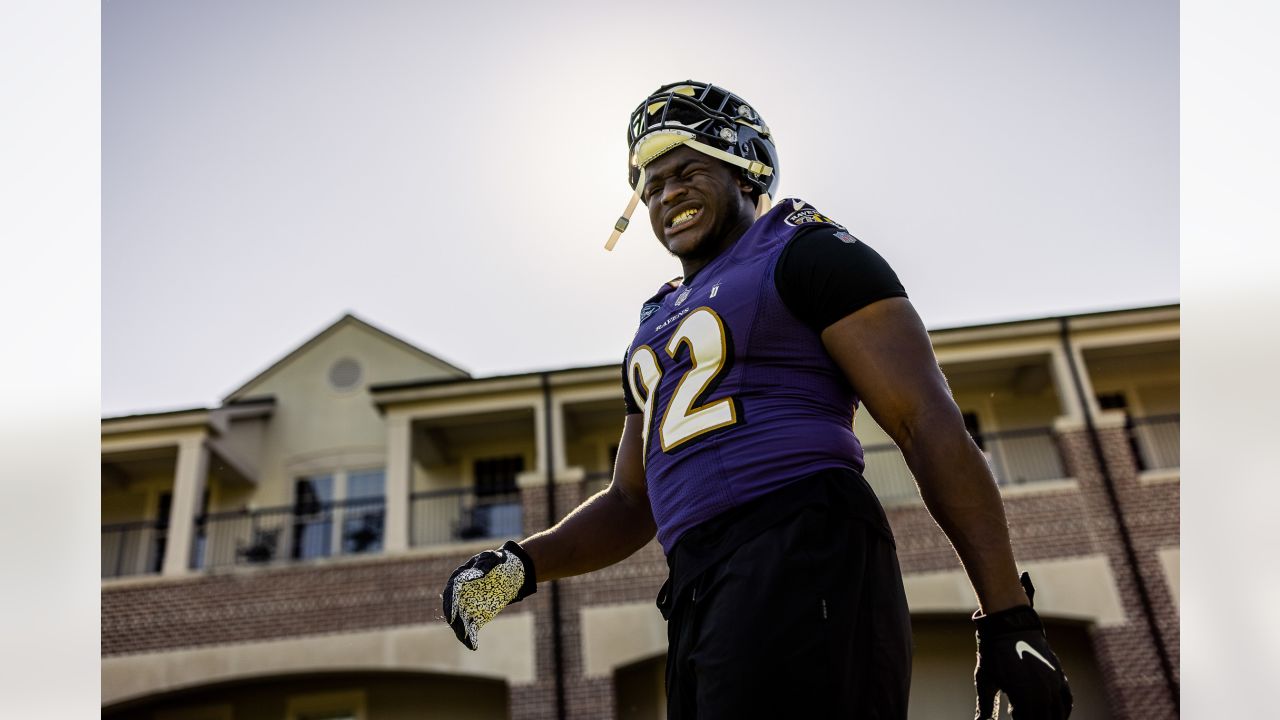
[
  {"x1": 772, "y1": 226, "x2": 1023, "y2": 609},
  {"x1": 810, "y1": 244, "x2": 1071, "y2": 718},
  {"x1": 820, "y1": 297, "x2": 1027, "y2": 612},
  {"x1": 520, "y1": 412, "x2": 657, "y2": 581},
  {"x1": 441, "y1": 413, "x2": 655, "y2": 649}
]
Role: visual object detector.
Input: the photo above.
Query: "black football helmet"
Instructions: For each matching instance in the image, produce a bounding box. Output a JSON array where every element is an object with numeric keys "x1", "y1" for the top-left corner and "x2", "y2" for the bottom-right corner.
[
  {"x1": 606, "y1": 81, "x2": 779, "y2": 250},
  {"x1": 627, "y1": 81, "x2": 780, "y2": 199}
]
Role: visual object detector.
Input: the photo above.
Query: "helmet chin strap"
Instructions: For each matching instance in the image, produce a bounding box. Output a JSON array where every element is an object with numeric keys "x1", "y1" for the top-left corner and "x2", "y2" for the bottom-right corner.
[
  {"x1": 605, "y1": 141, "x2": 774, "y2": 251},
  {"x1": 605, "y1": 167, "x2": 644, "y2": 251}
]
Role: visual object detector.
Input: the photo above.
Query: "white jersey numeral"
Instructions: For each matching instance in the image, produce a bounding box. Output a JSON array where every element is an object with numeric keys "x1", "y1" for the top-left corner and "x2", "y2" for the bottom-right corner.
[
  {"x1": 627, "y1": 346, "x2": 662, "y2": 465},
  {"x1": 628, "y1": 307, "x2": 739, "y2": 457}
]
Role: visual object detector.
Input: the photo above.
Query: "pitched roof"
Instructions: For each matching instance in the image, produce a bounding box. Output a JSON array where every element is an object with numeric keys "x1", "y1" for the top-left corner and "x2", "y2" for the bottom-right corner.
[{"x1": 221, "y1": 313, "x2": 470, "y2": 402}]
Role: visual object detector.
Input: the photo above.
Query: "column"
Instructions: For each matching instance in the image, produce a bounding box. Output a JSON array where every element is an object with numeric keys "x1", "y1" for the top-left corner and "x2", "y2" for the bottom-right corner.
[
  {"x1": 162, "y1": 433, "x2": 209, "y2": 576},
  {"x1": 384, "y1": 413, "x2": 412, "y2": 552},
  {"x1": 1049, "y1": 345, "x2": 1088, "y2": 431},
  {"x1": 550, "y1": 396, "x2": 570, "y2": 476},
  {"x1": 532, "y1": 395, "x2": 548, "y2": 479}
]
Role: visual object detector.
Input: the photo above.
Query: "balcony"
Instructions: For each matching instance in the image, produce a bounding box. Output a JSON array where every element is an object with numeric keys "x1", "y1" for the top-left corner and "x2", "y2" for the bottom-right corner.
[
  {"x1": 1129, "y1": 413, "x2": 1179, "y2": 471},
  {"x1": 410, "y1": 488, "x2": 523, "y2": 547},
  {"x1": 191, "y1": 497, "x2": 387, "y2": 569},
  {"x1": 102, "y1": 520, "x2": 167, "y2": 579},
  {"x1": 863, "y1": 425, "x2": 1068, "y2": 506},
  {"x1": 102, "y1": 485, "x2": 531, "y2": 577}
]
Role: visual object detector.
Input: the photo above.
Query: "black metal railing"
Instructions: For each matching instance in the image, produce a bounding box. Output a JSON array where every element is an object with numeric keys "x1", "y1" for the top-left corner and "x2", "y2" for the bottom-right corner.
[
  {"x1": 410, "y1": 488, "x2": 523, "y2": 547},
  {"x1": 863, "y1": 425, "x2": 1068, "y2": 506},
  {"x1": 192, "y1": 496, "x2": 387, "y2": 569},
  {"x1": 1129, "y1": 413, "x2": 1179, "y2": 471},
  {"x1": 982, "y1": 426, "x2": 1070, "y2": 486},
  {"x1": 861, "y1": 444, "x2": 918, "y2": 506},
  {"x1": 101, "y1": 520, "x2": 167, "y2": 579}
]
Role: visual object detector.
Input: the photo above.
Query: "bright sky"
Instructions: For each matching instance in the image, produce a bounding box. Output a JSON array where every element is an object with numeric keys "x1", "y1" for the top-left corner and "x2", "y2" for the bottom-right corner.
[{"x1": 103, "y1": 0, "x2": 1178, "y2": 416}]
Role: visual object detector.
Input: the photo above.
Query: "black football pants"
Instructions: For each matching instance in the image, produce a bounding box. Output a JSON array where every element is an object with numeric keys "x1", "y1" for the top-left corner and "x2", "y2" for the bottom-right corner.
[{"x1": 660, "y1": 500, "x2": 913, "y2": 719}]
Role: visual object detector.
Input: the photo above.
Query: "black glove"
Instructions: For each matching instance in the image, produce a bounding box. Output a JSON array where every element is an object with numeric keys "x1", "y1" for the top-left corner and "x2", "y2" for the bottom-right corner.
[
  {"x1": 440, "y1": 540, "x2": 537, "y2": 650},
  {"x1": 973, "y1": 572, "x2": 1073, "y2": 719}
]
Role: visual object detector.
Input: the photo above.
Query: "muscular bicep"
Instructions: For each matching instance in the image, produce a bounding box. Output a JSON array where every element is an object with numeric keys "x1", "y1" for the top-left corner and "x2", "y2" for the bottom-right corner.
[
  {"x1": 610, "y1": 413, "x2": 652, "y2": 514},
  {"x1": 820, "y1": 297, "x2": 962, "y2": 447}
]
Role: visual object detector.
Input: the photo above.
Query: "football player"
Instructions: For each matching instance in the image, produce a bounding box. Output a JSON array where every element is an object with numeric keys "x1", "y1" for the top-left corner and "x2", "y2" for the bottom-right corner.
[{"x1": 443, "y1": 81, "x2": 1073, "y2": 719}]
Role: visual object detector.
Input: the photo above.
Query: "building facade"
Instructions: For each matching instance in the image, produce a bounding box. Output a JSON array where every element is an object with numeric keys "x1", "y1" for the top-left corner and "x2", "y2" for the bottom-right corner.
[{"x1": 101, "y1": 307, "x2": 1179, "y2": 719}]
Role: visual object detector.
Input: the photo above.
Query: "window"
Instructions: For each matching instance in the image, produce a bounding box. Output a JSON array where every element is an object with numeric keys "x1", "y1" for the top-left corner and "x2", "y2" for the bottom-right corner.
[
  {"x1": 458, "y1": 456, "x2": 524, "y2": 540},
  {"x1": 1097, "y1": 392, "x2": 1129, "y2": 411},
  {"x1": 293, "y1": 474, "x2": 335, "y2": 560},
  {"x1": 291, "y1": 470, "x2": 386, "y2": 560},
  {"x1": 343, "y1": 468, "x2": 385, "y2": 554},
  {"x1": 474, "y1": 456, "x2": 523, "y2": 497}
]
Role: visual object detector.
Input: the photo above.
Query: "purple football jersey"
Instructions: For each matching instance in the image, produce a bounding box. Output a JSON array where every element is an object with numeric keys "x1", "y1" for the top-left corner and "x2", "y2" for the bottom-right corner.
[{"x1": 625, "y1": 199, "x2": 866, "y2": 553}]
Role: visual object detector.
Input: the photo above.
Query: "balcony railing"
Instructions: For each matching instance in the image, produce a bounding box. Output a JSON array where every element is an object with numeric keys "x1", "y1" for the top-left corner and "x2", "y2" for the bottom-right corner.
[
  {"x1": 102, "y1": 520, "x2": 167, "y2": 579},
  {"x1": 410, "y1": 488, "x2": 523, "y2": 547},
  {"x1": 192, "y1": 496, "x2": 386, "y2": 569},
  {"x1": 1130, "y1": 413, "x2": 1179, "y2": 471},
  {"x1": 863, "y1": 425, "x2": 1068, "y2": 506}
]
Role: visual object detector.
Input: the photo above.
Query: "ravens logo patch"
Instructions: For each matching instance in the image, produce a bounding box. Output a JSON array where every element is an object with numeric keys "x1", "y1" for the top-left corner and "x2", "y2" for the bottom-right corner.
[{"x1": 784, "y1": 206, "x2": 845, "y2": 229}]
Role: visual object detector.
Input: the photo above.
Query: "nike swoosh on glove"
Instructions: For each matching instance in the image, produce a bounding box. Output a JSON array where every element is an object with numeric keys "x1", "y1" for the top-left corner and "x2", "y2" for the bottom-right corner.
[
  {"x1": 441, "y1": 540, "x2": 537, "y2": 650},
  {"x1": 973, "y1": 572, "x2": 1073, "y2": 720}
]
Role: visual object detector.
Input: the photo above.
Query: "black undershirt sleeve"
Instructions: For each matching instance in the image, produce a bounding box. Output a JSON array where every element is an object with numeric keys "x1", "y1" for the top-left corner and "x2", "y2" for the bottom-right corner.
[
  {"x1": 622, "y1": 349, "x2": 642, "y2": 414},
  {"x1": 774, "y1": 226, "x2": 909, "y2": 332}
]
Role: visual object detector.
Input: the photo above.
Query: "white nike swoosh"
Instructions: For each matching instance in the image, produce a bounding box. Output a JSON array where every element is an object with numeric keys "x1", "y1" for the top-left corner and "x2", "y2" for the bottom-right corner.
[
  {"x1": 663, "y1": 118, "x2": 710, "y2": 131},
  {"x1": 1015, "y1": 640, "x2": 1056, "y2": 670},
  {"x1": 792, "y1": 199, "x2": 805, "y2": 211}
]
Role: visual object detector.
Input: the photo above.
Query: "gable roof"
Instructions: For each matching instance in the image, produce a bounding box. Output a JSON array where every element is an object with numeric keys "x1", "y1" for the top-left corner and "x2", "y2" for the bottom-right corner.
[{"x1": 221, "y1": 313, "x2": 470, "y2": 402}]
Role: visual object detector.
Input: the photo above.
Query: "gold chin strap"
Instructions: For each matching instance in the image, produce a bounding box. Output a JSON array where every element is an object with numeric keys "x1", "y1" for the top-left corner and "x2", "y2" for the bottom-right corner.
[
  {"x1": 605, "y1": 167, "x2": 644, "y2": 251},
  {"x1": 604, "y1": 140, "x2": 774, "y2": 251},
  {"x1": 682, "y1": 139, "x2": 773, "y2": 180},
  {"x1": 755, "y1": 193, "x2": 771, "y2": 217}
]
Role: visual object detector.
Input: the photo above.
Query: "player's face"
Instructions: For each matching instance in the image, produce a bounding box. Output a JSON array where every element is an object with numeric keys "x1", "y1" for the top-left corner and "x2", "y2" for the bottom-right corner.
[{"x1": 641, "y1": 145, "x2": 756, "y2": 271}]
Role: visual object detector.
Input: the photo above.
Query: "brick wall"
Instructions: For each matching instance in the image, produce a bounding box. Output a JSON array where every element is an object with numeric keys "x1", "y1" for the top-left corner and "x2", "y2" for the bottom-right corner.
[
  {"x1": 101, "y1": 548, "x2": 502, "y2": 657},
  {"x1": 1055, "y1": 427, "x2": 1180, "y2": 720},
  {"x1": 513, "y1": 480, "x2": 669, "y2": 720},
  {"x1": 104, "y1": 427, "x2": 1178, "y2": 719}
]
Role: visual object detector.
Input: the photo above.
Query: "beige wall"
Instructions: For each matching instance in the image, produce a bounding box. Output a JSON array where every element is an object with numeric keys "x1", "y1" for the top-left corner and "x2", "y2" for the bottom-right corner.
[
  {"x1": 102, "y1": 479, "x2": 165, "y2": 524},
  {"x1": 413, "y1": 442, "x2": 536, "y2": 493},
  {"x1": 101, "y1": 443, "x2": 186, "y2": 524},
  {"x1": 232, "y1": 322, "x2": 459, "y2": 507},
  {"x1": 1158, "y1": 546, "x2": 1180, "y2": 607},
  {"x1": 102, "y1": 614, "x2": 536, "y2": 707},
  {"x1": 565, "y1": 427, "x2": 622, "y2": 474},
  {"x1": 1136, "y1": 381, "x2": 1179, "y2": 416},
  {"x1": 208, "y1": 417, "x2": 269, "y2": 513},
  {"x1": 1082, "y1": 340, "x2": 1179, "y2": 417},
  {"x1": 563, "y1": 398, "x2": 627, "y2": 475},
  {"x1": 988, "y1": 389, "x2": 1063, "y2": 429}
]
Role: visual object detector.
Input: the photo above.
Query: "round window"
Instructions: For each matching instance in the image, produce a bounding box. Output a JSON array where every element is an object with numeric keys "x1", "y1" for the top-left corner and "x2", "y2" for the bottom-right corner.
[{"x1": 328, "y1": 358, "x2": 363, "y2": 390}]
